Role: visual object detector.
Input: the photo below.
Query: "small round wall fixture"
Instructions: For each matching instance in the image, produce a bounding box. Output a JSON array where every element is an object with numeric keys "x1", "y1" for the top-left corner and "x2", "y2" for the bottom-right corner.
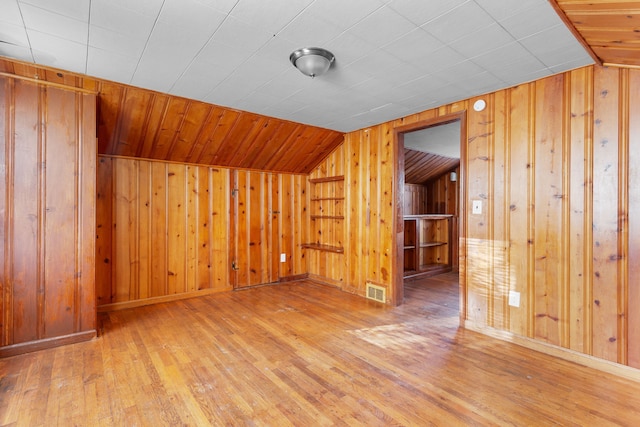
[
  {"x1": 473, "y1": 99, "x2": 486, "y2": 112},
  {"x1": 290, "y1": 47, "x2": 335, "y2": 78}
]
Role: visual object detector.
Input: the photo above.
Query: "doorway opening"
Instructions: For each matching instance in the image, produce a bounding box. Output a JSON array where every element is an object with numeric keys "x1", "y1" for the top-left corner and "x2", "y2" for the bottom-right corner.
[{"x1": 393, "y1": 112, "x2": 466, "y2": 315}]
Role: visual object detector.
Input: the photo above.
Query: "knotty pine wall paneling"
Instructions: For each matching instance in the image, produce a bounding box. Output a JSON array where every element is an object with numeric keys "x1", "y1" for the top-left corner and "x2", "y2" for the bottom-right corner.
[
  {"x1": 307, "y1": 125, "x2": 395, "y2": 299},
  {"x1": 96, "y1": 157, "x2": 308, "y2": 308},
  {"x1": 0, "y1": 76, "x2": 96, "y2": 356},
  {"x1": 311, "y1": 65, "x2": 640, "y2": 371}
]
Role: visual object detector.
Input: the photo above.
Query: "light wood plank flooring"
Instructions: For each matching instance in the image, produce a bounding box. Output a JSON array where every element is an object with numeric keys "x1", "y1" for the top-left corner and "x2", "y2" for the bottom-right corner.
[{"x1": 2, "y1": 273, "x2": 640, "y2": 425}]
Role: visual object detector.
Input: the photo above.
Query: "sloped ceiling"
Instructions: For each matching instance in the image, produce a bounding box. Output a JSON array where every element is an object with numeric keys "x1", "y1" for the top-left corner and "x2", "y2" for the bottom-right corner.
[
  {"x1": 551, "y1": 1, "x2": 640, "y2": 67},
  {"x1": 0, "y1": 57, "x2": 343, "y2": 174}
]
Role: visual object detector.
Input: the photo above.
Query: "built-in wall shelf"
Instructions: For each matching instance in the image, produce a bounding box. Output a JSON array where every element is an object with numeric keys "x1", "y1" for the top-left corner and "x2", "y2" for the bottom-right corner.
[
  {"x1": 403, "y1": 214, "x2": 453, "y2": 279},
  {"x1": 309, "y1": 175, "x2": 344, "y2": 183},
  {"x1": 303, "y1": 175, "x2": 345, "y2": 254},
  {"x1": 301, "y1": 243, "x2": 344, "y2": 253}
]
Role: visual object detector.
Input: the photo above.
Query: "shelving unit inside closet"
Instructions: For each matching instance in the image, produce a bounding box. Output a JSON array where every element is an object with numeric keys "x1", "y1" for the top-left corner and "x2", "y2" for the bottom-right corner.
[{"x1": 403, "y1": 214, "x2": 452, "y2": 278}]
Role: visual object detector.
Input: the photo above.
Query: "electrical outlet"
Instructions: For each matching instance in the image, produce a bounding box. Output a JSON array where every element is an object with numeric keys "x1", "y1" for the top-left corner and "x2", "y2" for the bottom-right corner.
[
  {"x1": 509, "y1": 290, "x2": 520, "y2": 307},
  {"x1": 280, "y1": 253, "x2": 286, "y2": 263},
  {"x1": 472, "y1": 200, "x2": 482, "y2": 214}
]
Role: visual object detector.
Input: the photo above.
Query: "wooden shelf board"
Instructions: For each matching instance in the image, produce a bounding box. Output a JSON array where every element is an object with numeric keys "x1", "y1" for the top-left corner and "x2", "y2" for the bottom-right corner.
[
  {"x1": 420, "y1": 242, "x2": 447, "y2": 247},
  {"x1": 404, "y1": 214, "x2": 453, "y2": 220},
  {"x1": 309, "y1": 175, "x2": 344, "y2": 183},
  {"x1": 311, "y1": 215, "x2": 344, "y2": 220},
  {"x1": 404, "y1": 245, "x2": 416, "y2": 250},
  {"x1": 301, "y1": 243, "x2": 344, "y2": 253}
]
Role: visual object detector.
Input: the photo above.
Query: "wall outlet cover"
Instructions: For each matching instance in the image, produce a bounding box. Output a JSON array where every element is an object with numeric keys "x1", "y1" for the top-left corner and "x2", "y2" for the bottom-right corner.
[
  {"x1": 508, "y1": 290, "x2": 521, "y2": 307},
  {"x1": 472, "y1": 200, "x2": 482, "y2": 214}
]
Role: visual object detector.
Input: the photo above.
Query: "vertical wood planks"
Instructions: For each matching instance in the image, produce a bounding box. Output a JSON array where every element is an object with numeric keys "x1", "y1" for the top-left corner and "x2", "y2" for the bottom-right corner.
[
  {"x1": 592, "y1": 67, "x2": 621, "y2": 362},
  {"x1": 628, "y1": 69, "x2": 640, "y2": 368},
  {"x1": 533, "y1": 75, "x2": 565, "y2": 346},
  {"x1": 0, "y1": 76, "x2": 96, "y2": 352},
  {"x1": 96, "y1": 157, "x2": 305, "y2": 304}
]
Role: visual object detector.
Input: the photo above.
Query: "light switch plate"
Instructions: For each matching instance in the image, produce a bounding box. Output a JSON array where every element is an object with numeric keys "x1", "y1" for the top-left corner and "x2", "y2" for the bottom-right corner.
[
  {"x1": 472, "y1": 200, "x2": 482, "y2": 214},
  {"x1": 509, "y1": 290, "x2": 521, "y2": 307},
  {"x1": 280, "y1": 253, "x2": 286, "y2": 263}
]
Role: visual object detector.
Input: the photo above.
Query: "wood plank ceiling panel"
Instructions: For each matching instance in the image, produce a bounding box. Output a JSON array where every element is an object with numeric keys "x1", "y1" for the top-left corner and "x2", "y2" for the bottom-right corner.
[
  {"x1": 404, "y1": 148, "x2": 460, "y2": 185},
  {"x1": 552, "y1": 1, "x2": 640, "y2": 67},
  {"x1": 0, "y1": 57, "x2": 344, "y2": 174}
]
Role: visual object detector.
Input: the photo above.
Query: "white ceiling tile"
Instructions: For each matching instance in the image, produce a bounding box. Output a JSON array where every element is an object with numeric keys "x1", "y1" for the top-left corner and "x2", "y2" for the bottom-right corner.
[
  {"x1": 20, "y1": 0, "x2": 89, "y2": 21},
  {"x1": 98, "y1": 0, "x2": 164, "y2": 18},
  {"x1": 0, "y1": 21, "x2": 30, "y2": 47},
  {"x1": 499, "y1": 1, "x2": 563, "y2": 40},
  {"x1": 382, "y1": 28, "x2": 444, "y2": 62},
  {"x1": 549, "y1": 58, "x2": 594, "y2": 74},
  {"x1": 471, "y1": 41, "x2": 533, "y2": 70},
  {"x1": 387, "y1": 0, "x2": 468, "y2": 26},
  {"x1": 348, "y1": 6, "x2": 416, "y2": 47},
  {"x1": 1, "y1": 1, "x2": 25, "y2": 25},
  {"x1": 158, "y1": 0, "x2": 227, "y2": 31},
  {"x1": 519, "y1": 26, "x2": 592, "y2": 69},
  {"x1": 422, "y1": 1, "x2": 495, "y2": 44},
  {"x1": 305, "y1": 0, "x2": 385, "y2": 31},
  {"x1": 412, "y1": 45, "x2": 466, "y2": 74},
  {"x1": 488, "y1": 57, "x2": 547, "y2": 83},
  {"x1": 20, "y1": 3, "x2": 88, "y2": 44},
  {"x1": 474, "y1": 0, "x2": 543, "y2": 22},
  {"x1": 449, "y1": 23, "x2": 514, "y2": 59},
  {"x1": 28, "y1": 30, "x2": 86, "y2": 72},
  {"x1": 230, "y1": 0, "x2": 314, "y2": 34},
  {"x1": 455, "y1": 70, "x2": 503, "y2": 92},
  {"x1": 192, "y1": 0, "x2": 239, "y2": 14},
  {"x1": 86, "y1": 47, "x2": 138, "y2": 82},
  {"x1": 171, "y1": 59, "x2": 233, "y2": 100},
  {"x1": 322, "y1": 32, "x2": 378, "y2": 67},
  {"x1": 0, "y1": 43, "x2": 33, "y2": 62},
  {"x1": 90, "y1": 0, "x2": 157, "y2": 39},
  {"x1": 278, "y1": 11, "x2": 345, "y2": 46},
  {"x1": 89, "y1": 26, "x2": 147, "y2": 58},
  {"x1": 211, "y1": 15, "x2": 273, "y2": 51}
]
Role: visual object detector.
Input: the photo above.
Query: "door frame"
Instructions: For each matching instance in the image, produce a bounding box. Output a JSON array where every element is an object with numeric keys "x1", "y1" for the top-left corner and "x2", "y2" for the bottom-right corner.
[{"x1": 392, "y1": 111, "x2": 467, "y2": 322}]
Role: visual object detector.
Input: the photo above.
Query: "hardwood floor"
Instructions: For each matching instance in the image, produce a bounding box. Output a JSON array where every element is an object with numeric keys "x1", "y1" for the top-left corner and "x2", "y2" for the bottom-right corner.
[{"x1": 2, "y1": 272, "x2": 640, "y2": 425}]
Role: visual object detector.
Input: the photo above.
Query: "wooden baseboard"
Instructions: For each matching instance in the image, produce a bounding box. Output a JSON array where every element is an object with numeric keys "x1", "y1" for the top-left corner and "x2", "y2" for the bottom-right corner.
[
  {"x1": 0, "y1": 330, "x2": 96, "y2": 358},
  {"x1": 279, "y1": 273, "x2": 309, "y2": 282},
  {"x1": 464, "y1": 320, "x2": 640, "y2": 383},
  {"x1": 97, "y1": 288, "x2": 228, "y2": 312},
  {"x1": 307, "y1": 273, "x2": 343, "y2": 289}
]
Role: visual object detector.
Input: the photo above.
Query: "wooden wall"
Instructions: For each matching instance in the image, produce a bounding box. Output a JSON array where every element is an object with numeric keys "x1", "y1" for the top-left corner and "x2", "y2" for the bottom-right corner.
[
  {"x1": 307, "y1": 127, "x2": 395, "y2": 299},
  {"x1": 311, "y1": 64, "x2": 639, "y2": 369},
  {"x1": 96, "y1": 156, "x2": 307, "y2": 308},
  {"x1": 426, "y1": 167, "x2": 460, "y2": 271},
  {"x1": 0, "y1": 76, "x2": 96, "y2": 356},
  {"x1": 403, "y1": 184, "x2": 428, "y2": 215}
]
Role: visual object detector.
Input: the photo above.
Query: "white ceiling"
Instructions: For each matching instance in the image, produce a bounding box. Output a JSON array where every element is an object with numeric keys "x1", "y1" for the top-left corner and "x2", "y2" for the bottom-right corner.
[
  {"x1": 404, "y1": 121, "x2": 461, "y2": 158},
  {"x1": 0, "y1": 0, "x2": 593, "y2": 132}
]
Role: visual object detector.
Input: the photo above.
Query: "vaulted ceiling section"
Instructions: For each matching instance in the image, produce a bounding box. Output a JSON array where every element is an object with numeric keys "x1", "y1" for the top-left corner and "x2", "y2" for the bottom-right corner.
[
  {"x1": 0, "y1": 57, "x2": 343, "y2": 175},
  {"x1": 551, "y1": 1, "x2": 640, "y2": 68}
]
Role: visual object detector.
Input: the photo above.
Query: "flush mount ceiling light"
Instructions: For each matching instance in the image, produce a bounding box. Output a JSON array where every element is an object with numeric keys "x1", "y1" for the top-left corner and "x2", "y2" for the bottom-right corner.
[{"x1": 289, "y1": 47, "x2": 335, "y2": 78}]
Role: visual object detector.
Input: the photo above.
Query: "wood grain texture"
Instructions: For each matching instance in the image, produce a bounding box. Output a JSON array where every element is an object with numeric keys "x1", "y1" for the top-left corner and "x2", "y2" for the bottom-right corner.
[
  {"x1": 0, "y1": 57, "x2": 344, "y2": 175},
  {"x1": 552, "y1": 1, "x2": 640, "y2": 67},
  {"x1": 3, "y1": 274, "x2": 640, "y2": 425},
  {"x1": 308, "y1": 65, "x2": 640, "y2": 370},
  {"x1": 96, "y1": 156, "x2": 308, "y2": 306},
  {"x1": 0, "y1": 76, "x2": 96, "y2": 353}
]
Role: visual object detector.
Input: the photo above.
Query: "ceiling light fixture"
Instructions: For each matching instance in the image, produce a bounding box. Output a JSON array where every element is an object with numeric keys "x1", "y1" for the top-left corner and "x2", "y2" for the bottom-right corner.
[{"x1": 289, "y1": 47, "x2": 335, "y2": 78}]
